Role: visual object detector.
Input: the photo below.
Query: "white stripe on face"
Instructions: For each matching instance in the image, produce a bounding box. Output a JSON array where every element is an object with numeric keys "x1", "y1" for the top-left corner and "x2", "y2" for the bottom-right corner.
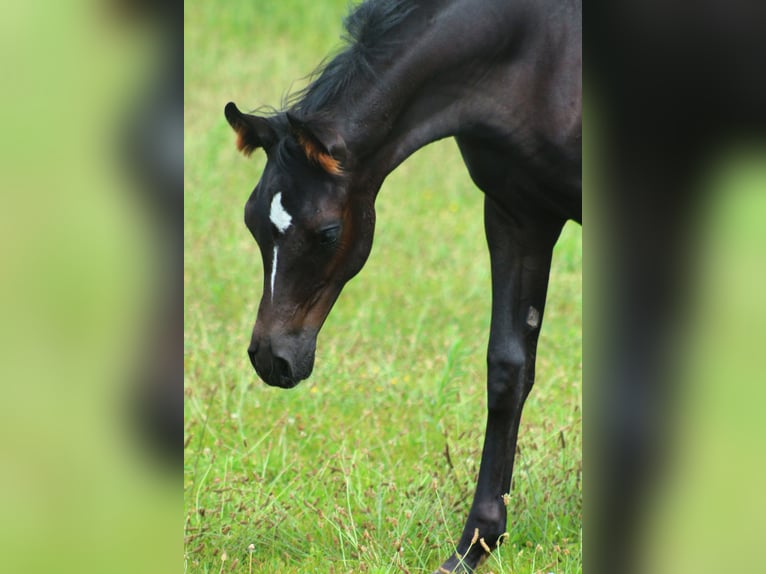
[
  {"x1": 270, "y1": 246, "x2": 278, "y2": 302},
  {"x1": 269, "y1": 193, "x2": 292, "y2": 301},
  {"x1": 269, "y1": 192, "x2": 292, "y2": 233}
]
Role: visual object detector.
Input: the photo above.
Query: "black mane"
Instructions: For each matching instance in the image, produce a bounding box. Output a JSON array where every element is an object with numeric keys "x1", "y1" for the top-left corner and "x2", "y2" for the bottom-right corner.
[{"x1": 287, "y1": 0, "x2": 418, "y2": 116}]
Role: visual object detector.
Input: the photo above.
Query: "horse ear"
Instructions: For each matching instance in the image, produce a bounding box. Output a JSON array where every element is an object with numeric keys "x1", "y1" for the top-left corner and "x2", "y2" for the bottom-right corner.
[
  {"x1": 224, "y1": 102, "x2": 277, "y2": 157},
  {"x1": 286, "y1": 113, "x2": 346, "y2": 175}
]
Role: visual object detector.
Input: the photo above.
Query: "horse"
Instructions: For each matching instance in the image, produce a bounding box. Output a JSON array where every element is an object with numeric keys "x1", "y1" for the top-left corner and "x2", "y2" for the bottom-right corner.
[{"x1": 224, "y1": 0, "x2": 581, "y2": 571}]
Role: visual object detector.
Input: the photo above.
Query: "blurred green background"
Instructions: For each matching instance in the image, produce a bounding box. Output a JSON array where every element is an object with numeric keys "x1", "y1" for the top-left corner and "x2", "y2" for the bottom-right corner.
[
  {"x1": 639, "y1": 152, "x2": 766, "y2": 574},
  {"x1": 585, "y1": 106, "x2": 766, "y2": 572},
  {"x1": 0, "y1": 2, "x2": 176, "y2": 573}
]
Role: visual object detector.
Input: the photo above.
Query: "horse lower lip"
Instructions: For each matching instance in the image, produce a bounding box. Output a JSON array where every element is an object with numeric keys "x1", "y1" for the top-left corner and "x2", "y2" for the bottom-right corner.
[
  {"x1": 251, "y1": 360, "x2": 301, "y2": 388},
  {"x1": 269, "y1": 376, "x2": 299, "y2": 389}
]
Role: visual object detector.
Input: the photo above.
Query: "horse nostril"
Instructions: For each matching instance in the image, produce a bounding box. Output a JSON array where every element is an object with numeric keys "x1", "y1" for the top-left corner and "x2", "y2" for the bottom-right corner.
[
  {"x1": 273, "y1": 355, "x2": 292, "y2": 380},
  {"x1": 247, "y1": 340, "x2": 299, "y2": 388}
]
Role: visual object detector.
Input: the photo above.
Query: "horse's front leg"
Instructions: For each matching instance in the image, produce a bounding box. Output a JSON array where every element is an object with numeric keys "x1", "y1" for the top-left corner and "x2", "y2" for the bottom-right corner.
[{"x1": 436, "y1": 198, "x2": 564, "y2": 573}]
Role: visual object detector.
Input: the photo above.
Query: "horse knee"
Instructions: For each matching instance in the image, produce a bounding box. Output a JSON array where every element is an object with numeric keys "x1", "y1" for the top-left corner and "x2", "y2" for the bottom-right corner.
[{"x1": 486, "y1": 349, "x2": 529, "y2": 409}]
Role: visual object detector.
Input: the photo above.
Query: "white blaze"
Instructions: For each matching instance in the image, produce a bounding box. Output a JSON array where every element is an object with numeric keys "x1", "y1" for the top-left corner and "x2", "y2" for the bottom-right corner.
[
  {"x1": 270, "y1": 246, "x2": 278, "y2": 301},
  {"x1": 268, "y1": 192, "x2": 292, "y2": 301},
  {"x1": 269, "y1": 192, "x2": 292, "y2": 233}
]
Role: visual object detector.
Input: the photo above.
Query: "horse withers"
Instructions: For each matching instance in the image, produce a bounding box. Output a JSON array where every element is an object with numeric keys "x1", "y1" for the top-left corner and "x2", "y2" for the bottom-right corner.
[{"x1": 225, "y1": 0, "x2": 581, "y2": 571}]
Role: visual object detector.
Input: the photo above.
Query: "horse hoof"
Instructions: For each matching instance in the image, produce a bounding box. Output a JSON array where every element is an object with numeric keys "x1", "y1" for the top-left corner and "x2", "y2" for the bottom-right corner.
[{"x1": 432, "y1": 555, "x2": 474, "y2": 574}]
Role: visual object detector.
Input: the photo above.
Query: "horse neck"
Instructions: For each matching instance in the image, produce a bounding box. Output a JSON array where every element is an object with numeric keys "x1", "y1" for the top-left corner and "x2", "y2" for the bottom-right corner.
[{"x1": 305, "y1": 0, "x2": 516, "y2": 190}]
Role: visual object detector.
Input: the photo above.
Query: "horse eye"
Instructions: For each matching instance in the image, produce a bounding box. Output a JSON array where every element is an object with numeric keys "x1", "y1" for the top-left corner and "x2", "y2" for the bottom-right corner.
[{"x1": 318, "y1": 225, "x2": 341, "y2": 246}]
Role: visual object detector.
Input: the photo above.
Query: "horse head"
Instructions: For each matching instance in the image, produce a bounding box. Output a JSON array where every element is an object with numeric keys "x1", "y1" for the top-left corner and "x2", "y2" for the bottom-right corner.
[{"x1": 224, "y1": 102, "x2": 376, "y2": 388}]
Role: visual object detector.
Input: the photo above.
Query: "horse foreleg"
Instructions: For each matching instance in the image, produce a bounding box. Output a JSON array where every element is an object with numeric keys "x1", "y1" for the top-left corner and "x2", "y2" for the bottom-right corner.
[{"x1": 435, "y1": 198, "x2": 564, "y2": 573}]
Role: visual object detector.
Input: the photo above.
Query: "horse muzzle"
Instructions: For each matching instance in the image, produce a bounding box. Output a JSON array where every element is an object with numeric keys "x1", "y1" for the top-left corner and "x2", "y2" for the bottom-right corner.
[{"x1": 247, "y1": 332, "x2": 316, "y2": 389}]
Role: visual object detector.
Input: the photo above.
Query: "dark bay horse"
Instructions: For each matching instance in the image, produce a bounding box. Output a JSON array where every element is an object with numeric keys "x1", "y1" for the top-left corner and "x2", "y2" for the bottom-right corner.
[{"x1": 224, "y1": 0, "x2": 580, "y2": 571}]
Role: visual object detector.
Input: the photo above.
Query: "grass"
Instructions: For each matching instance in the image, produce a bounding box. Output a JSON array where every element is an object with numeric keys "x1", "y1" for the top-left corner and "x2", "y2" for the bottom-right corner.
[{"x1": 184, "y1": 1, "x2": 582, "y2": 572}]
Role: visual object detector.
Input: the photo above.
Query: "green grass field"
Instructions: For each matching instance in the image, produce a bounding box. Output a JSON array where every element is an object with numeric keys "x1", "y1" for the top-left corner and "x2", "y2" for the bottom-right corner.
[{"x1": 184, "y1": 1, "x2": 581, "y2": 572}]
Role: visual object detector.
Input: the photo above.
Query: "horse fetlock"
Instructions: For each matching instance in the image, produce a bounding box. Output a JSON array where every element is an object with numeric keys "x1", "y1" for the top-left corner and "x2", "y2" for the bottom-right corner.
[{"x1": 467, "y1": 502, "x2": 507, "y2": 547}]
